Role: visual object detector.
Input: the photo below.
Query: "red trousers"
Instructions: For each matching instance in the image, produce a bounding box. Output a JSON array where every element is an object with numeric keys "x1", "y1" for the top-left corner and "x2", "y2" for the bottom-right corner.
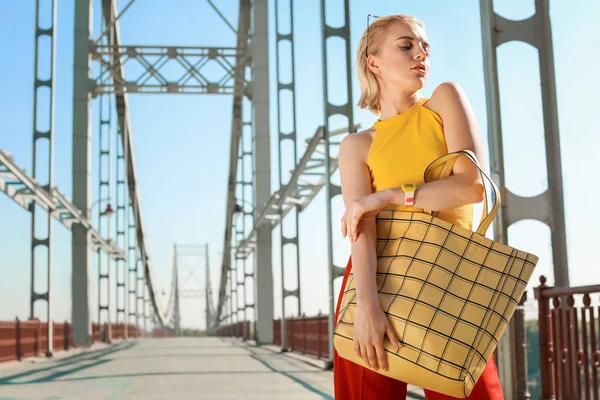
[{"x1": 333, "y1": 257, "x2": 504, "y2": 400}]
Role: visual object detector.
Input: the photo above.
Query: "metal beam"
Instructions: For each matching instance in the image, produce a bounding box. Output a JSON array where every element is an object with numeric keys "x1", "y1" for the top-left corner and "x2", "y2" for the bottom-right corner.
[
  {"x1": 214, "y1": 0, "x2": 251, "y2": 329},
  {"x1": 101, "y1": 0, "x2": 170, "y2": 327},
  {"x1": 127, "y1": 203, "x2": 139, "y2": 334},
  {"x1": 479, "y1": 0, "x2": 567, "y2": 396},
  {"x1": 234, "y1": 124, "x2": 358, "y2": 260},
  {"x1": 252, "y1": 0, "x2": 274, "y2": 345},
  {"x1": 274, "y1": 0, "x2": 300, "y2": 350},
  {"x1": 91, "y1": 45, "x2": 247, "y2": 95},
  {"x1": 173, "y1": 245, "x2": 180, "y2": 336},
  {"x1": 0, "y1": 151, "x2": 126, "y2": 261},
  {"x1": 320, "y1": 0, "x2": 354, "y2": 363},
  {"x1": 115, "y1": 102, "x2": 128, "y2": 337},
  {"x1": 205, "y1": 243, "x2": 214, "y2": 334},
  {"x1": 71, "y1": 0, "x2": 93, "y2": 347},
  {"x1": 206, "y1": 0, "x2": 237, "y2": 35},
  {"x1": 97, "y1": 49, "x2": 114, "y2": 342},
  {"x1": 30, "y1": 0, "x2": 57, "y2": 356},
  {"x1": 95, "y1": 0, "x2": 137, "y2": 44}
]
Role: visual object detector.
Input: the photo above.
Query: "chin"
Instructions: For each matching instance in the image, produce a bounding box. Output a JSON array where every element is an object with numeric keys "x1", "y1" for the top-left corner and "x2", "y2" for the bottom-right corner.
[{"x1": 406, "y1": 77, "x2": 426, "y2": 91}]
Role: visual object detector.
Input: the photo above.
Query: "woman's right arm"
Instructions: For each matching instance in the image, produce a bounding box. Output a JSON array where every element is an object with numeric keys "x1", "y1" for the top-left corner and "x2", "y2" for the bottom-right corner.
[
  {"x1": 338, "y1": 133, "x2": 402, "y2": 373},
  {"x1": 338, "y1": 134, "x2": 379, "y2": 305}
]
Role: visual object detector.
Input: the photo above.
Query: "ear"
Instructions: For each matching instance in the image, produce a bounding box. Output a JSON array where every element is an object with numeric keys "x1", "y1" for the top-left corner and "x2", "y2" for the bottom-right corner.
[{"x1": 367, "y1": 55, "x2": 381, "y2": 76}]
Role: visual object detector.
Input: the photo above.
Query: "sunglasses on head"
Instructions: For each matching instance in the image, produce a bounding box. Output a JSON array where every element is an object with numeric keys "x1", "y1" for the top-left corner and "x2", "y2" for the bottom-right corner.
[{"x1": 365, "y1": 14, "x2": 380, "y2": 58}]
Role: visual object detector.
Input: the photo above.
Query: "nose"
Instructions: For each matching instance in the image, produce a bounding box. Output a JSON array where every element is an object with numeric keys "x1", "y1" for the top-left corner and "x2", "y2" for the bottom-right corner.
[{"x1": 414, "y1": 44, "x2": 428, "y2": 61}]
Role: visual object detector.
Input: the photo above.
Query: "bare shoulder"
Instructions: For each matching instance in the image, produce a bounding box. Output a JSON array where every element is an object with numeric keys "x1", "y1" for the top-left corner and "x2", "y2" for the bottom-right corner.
[
  {"x1": 424, "y1": 81, "x2": 484, "y2": 165},
  {"x1": 338, "y1": 128, "x2": 377, "y2": 200},
  {"x1": 424, "y1": 81, "x2": 470, "y2": 117},
  {"x1": 339, "y1": 127, "x2": 375, "y2": 163}
]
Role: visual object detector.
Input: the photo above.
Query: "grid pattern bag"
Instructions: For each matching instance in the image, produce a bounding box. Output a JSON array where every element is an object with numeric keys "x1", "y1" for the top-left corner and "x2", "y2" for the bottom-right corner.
[{"x1": 333, "y1": 150, "x2": 539, "y2": 398}]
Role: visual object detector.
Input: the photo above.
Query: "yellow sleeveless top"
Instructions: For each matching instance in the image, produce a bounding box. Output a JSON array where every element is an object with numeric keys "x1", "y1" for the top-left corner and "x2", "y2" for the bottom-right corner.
[{"x1": 367, "y1": 97, "x2": 474, "y2": 230}]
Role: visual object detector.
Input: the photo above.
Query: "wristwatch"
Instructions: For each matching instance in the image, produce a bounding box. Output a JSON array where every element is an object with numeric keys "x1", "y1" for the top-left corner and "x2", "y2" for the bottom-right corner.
[{"x1": 401, "y1": 183, "x2": 417, "y2": 207}]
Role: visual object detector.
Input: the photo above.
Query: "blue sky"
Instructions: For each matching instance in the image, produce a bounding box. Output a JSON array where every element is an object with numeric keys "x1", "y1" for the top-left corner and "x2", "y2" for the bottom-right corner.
[{"x1": 1, "y1": 0, "x2": 598, "y2": 329}]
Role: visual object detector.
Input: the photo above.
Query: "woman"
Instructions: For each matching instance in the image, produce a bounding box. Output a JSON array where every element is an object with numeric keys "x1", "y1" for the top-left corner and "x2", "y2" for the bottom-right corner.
[{"x1": 334, "y1": 14, "x2": 504, "y2": 400}]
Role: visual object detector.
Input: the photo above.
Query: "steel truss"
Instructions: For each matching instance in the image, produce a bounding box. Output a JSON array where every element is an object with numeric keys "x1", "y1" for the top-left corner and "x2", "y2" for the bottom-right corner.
[
  {"x1": 234, "y1": 124, "x2": 359, "y2": 260},
  {"x1": 213, "y1": 0, "x2": 252, "y2": 331},
  {"x1": 93, "y1": 0, "x2": 250, "y2": 333},
  {"x1": 91, "y1": 45, "x2": 248, "y2": 95},
  {"x1": 0, "y1": 150, "x2": 125, "y2": 259}
]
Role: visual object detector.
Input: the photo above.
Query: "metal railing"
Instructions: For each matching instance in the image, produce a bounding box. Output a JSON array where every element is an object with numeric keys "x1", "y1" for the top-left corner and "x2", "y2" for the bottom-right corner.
[
  {"x1": 535, "y1": 275, "x2": 600, "y2": 399},
  {"x1": 215, "y1": 321, "x2": 252, "y2": 340},
  {"x1": 0, "y1": 319, "x2": 142, "y2": 363},
  {"x1": 217, "y1": 315, "x2": 329, "y2": 360},
  {"x1": 273, "y1": 315, "x2": 329, "y2": 360}
]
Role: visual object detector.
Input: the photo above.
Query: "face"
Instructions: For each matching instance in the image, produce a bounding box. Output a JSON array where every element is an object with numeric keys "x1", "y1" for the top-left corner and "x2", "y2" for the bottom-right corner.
[{"x1": 368, "y1": 21, "x2": 430, "y2": 91}]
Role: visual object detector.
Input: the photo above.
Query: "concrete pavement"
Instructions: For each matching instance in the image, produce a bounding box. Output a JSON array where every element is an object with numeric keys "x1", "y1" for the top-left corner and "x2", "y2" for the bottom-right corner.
[{"x1": 0, "y1": 337, "x2": 425, "y2": 399}]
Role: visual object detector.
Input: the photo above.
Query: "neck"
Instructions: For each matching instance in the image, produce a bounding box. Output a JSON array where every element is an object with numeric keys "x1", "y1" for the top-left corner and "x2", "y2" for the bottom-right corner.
[{"x1": 377, "y1": 85, "x2": 421, "y2": 121}]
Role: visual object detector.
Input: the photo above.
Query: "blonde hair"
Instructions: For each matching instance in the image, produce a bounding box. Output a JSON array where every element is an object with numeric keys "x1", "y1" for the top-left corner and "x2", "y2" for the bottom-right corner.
[{"x1": 357, "y1": 15, "x2": 425, "y2": 114}]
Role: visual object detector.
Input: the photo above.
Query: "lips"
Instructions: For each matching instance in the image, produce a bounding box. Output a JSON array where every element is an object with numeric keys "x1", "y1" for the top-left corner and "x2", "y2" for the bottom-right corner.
[{"x1": 412, "y1": 63, "x2": 427, "y2": 74}]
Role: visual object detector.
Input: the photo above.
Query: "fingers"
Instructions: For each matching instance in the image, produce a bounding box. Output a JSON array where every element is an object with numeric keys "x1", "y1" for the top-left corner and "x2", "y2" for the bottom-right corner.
[
  {"x1": 353, "y1": 339, "x2": 361, "y2": 359},
  {"x1": 355, "y1": 339, "x2": 380, "y2": 370},
  {"x1": 340, "y1": 213, "x2": 356, "y2": 240},
  {"x1": 360, "y1": 343, "x2": 370, "y2": 367},
  {"x1": 374, "y1": 339, "x2": 388, "y2": 372},
  {"x1": 341, "y1": 202, "x2": 364, "y2": 242},
  {"x1": 385, "y1": 320, "x2": 403, "y2": 348},
  {"x1": 366, "y1": 345, "x2": 380, "y2": 371},
  {"x1": 341, "y1": 216, "x2": 360, "y2": 242}
]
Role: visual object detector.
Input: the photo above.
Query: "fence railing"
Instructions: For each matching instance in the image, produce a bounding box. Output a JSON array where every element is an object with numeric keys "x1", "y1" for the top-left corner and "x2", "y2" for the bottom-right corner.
[
  {"x1": 152, "y1": 327, "x2": 176, "y2": 338},
  {"x1": 0, "y1": 319, "x2": 142, "y2": 363},
  {"x1": 214, "y1": 321, "x2": 251, "y2": 340},
  {"x1": 535, "y1": 275, "x2": 600, "y2": 399},
  {"x1": 273, "y1": 315, "x2": 329, "y2": 359},
  {"x1": 217, "y1": 315, "x2": 329, "y2": 359},
  {"x1": 0, "y1": 319, "x2": 69, "y2": 362}
]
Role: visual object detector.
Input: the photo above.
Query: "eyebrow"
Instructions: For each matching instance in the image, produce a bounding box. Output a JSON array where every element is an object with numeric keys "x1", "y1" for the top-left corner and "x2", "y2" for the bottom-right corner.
[{"x1": 396, "y1": 36, "x2": 430, "y2": 47}]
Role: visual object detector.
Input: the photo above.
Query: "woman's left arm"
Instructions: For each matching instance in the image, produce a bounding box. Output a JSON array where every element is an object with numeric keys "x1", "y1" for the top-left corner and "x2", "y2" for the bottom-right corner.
[
  {"x1": 387, "y1": 81, "x2": 485, "y2": 211},
  {"x1": 341, "y1": 83, "x2": 485, "y2": 240}
]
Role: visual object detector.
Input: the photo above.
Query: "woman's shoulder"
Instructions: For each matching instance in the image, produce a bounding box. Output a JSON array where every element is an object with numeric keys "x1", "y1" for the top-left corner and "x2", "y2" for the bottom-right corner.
[
  {"x1": 339, "y1": 128, "x2": 375, "y2": 163},
  {"x1": 424, "y1": 81, "x2": 468, "y2": 116}
]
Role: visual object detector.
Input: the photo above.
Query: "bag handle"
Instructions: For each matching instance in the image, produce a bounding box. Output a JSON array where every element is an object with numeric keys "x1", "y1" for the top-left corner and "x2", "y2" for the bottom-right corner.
[
  {"x1": 423, "y1": 149, "x2": 500, "y2": 236},
  {"x1": 424, "y1": 150, "x2": 489, "y2": 229}
]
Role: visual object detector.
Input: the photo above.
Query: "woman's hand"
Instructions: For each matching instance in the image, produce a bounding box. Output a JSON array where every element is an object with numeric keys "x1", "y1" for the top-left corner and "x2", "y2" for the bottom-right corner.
[
  {"x1": 353, "y1": 298, "x2": 403, "y2": 372},
  {"x1": 341, "y1": 191, "x2": 390, "y2": 242}
]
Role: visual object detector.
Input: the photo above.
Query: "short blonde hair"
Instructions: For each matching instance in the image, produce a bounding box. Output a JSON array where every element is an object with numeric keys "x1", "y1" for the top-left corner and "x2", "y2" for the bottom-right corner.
[{"x1": 357, "y1": 15, "x2": 425, "y2": 114}]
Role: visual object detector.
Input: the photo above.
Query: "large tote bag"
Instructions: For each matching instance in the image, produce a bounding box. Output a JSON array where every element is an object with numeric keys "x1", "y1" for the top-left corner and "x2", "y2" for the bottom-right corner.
[{"x1": 333, "y1": 150, "x2": 539, "y2": 398}]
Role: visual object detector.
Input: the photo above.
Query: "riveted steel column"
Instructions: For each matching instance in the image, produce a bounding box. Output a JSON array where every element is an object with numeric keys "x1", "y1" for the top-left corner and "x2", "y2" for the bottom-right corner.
[
  {"x1": 72, "y1": 0, "x2": 93, "y2": 347},
  {"x1": 320, "y1": 0, "x2": 354, "y2": 363},
  {"x1": 173, "y1": 245, "x2": 181, "y2": 336},
  {"x1": 97, "y1": 40, "x2": 113, "y2": 342},
  {"x1": 480, "y1": 0, "x2": 567, "y2": 396},
  {"x1": 275, "y1": 0, "x2": 301, "y2": 351},
  {"x1": 136, "y1": 252, "x2": 144, "y2": 334},
  {"x1": 235, "y1": 116, "x2": 254, "y2": 338},
  {"x1": 251, "y1": 0, "x2": 273, "y2": 345},
  {"x1": 115, "y1": 124, "x2": 128, "y2": 338},
  {"x1": 143, "y1": 283, "x2": 148, "y2": 335},
  {"x1": 127, "y1": 203, "x2": 138, "y2": 335},
  {"x1": 205, "y1": 243, "x2": 211, "y2": 335},
  {"x1": 30, "y1": 0, "x2": 57, "y2": 357},
  {"x1": 216, "y1": 0, "x2": 251, "y2": 332}
]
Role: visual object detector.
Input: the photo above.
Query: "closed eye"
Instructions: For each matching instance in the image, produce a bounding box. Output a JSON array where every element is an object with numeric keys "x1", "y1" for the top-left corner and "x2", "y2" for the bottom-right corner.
[
  {"x1": 398, "y1": 43, "x2": 430, "y2": 56},
  {"x1": 396, "y1": 36, "x2": 430, "y2": 55}
]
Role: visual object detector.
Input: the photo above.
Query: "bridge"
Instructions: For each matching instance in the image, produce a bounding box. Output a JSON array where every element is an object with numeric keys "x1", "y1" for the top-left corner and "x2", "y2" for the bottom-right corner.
[{"x1": 1, "y1": 1, "x2": 599, "y2": 399}]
